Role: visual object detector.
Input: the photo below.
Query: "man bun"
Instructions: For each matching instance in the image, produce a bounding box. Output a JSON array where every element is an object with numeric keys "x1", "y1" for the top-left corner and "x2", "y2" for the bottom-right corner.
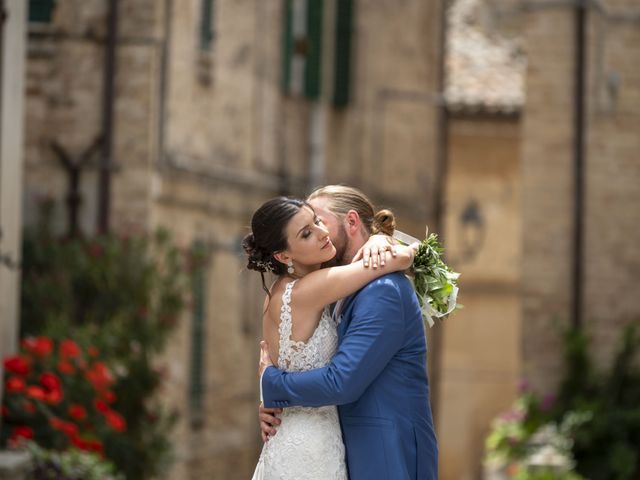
[{"x1": 372, "y1": 209, "x2": 396, "y2": 236}]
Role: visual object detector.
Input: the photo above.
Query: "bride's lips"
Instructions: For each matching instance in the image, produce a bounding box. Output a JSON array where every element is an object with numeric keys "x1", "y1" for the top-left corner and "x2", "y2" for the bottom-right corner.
[{"x1": 321, "y1": 239, "x2": 332, "y2": 250}]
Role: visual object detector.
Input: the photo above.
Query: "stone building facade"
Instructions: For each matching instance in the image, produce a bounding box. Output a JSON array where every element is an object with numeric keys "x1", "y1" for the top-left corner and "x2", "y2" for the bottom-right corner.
[
  {"x1": 519, "y1": 0, "x2": 640, "y2": 394},
  {"x1": 22, "y1": 0, "x2": 444, "y2": 478},
  {"x1": 17, "y1": 0, "x2": 640, "y2": 478},
  {"x1": 438, "y1": 0, "x2": 525, "y2": 477},
  {"x1": 439, "y1": 0, "x2": 640, "y2": 477}
]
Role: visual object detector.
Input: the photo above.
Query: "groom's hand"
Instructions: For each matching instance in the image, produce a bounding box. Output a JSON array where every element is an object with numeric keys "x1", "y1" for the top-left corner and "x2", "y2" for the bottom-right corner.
[{"x1": 259, "y1": 403, "x2": 282, "y2": 442}]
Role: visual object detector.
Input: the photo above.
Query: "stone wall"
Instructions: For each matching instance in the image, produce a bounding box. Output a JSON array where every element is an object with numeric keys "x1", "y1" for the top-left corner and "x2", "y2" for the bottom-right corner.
[
  {"x1": 521, "y1": 0, "x2": 640, "y2": 392},
  {"x1": 440, "y1": 114, "x2": 522, "y2": 480}
]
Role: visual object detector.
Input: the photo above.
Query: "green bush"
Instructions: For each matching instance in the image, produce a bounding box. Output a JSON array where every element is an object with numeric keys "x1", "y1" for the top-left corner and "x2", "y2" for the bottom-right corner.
[
  {"x1": 17, "y1": 223, "x2": 192, "y2": 479},
  {"x1": 554, "y1": 322, "x2": 640, "y2": 480}
]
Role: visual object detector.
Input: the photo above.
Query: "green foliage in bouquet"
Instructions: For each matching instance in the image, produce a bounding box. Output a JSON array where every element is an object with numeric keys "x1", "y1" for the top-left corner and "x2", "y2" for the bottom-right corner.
[
  {"x1": 27, "y1": 441, "x2": 124, "y2": 480},
  {"x1": 16, "y1": 219, "x2": 191, "y2": 479},
  {"x1": 410, "y1": 233, "x2": 460, "y2": 326}
]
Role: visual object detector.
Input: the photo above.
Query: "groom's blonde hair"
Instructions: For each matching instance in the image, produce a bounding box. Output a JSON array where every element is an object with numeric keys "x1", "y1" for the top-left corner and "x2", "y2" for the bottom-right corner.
[{"x1": 307, "y1": 185, "x2": 395, "y2": 236}]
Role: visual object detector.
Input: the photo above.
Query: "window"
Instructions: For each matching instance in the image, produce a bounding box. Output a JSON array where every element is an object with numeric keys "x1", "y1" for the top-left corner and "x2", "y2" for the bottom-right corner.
[
  {"x1": 29, "y1": 0, "x2": 56, "y2": 24},
  {"x1": 332, "y1": 0, "x2": 352, "y2": 108},
  {"x1": 281, "y1": 0, "x2": 324, "y2": 100},
  {"x1": 281, "y1": 0, "x2": 353, "y2": 106},
  {"x1": 199, "y1": 0, "x2": 215, "y2": 51}
]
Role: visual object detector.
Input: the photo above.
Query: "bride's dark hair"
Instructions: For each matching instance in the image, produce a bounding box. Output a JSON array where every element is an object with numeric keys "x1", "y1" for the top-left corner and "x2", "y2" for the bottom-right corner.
[{"x1": 242, "y1": 197, "x2": 311, "y2": 296}]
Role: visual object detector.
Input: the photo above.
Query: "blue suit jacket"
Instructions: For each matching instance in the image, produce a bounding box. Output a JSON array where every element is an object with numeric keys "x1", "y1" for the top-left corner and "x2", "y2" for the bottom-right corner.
[{"x1": 262, "y1": 272, "x2": 438, "y2": 480}]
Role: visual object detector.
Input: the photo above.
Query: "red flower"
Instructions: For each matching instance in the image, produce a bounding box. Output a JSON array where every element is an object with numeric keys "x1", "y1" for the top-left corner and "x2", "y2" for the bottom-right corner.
[
  {"x1": 23, "y1": 400, "x2": 37, "y2": 414},
  {"x1": 71, "y1": 435, "x2": 104, "y2": 453},
  {"x1": 87, "y1": 346, "x2": 99, "y2": 357},
  {"x1": 11, "y1": 426, "x2": 34, "y2": 441},
  {"x1": 68, "y1": 404, "x2": 87, "y2": 420},
  {"x1": 5, "y1": 376, "x2": 26, "y2": 393},
  {"x1": 104, "y1": 410, "x2": 127, "y2": 432},
  {"x1": 21, "y1": 336, "x2": 54, "y2": 357},
  {"x1": 85, "y1": 362, "x2": 113, "y2": 391},
  {"x1": 49, "y1": 417, "x2": 78, "y2": 437},
  {"x1": 25, "y1": 385, "x2": 46, "y2": 401},
  {"x1": 3, "y1": 356, "x2": 30, "y2": 376},
  {"x1": 45, "y1": 388, "x2": 63, "y2": 405},
  {"x1": 57, "y1": 360, "x2": 76, "y2": 374},
  {"x1": 101, "y1": 390, "x2": 117, "y2": 404},
  {"x1": 40, "y1": 372, "x2": 61, "y2": 391},
  {"x1": 59, "y1": 339, "x2": 81, "y2": 359},
  {"x1": 94, "y1": 399, "x2": 109, "y2": 413}
]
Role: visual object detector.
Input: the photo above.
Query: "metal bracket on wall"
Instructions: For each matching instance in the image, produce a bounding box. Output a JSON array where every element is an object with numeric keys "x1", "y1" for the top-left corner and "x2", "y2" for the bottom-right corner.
[{"x1": 50, "y1": 136, "x2": 103, "y2": 237}]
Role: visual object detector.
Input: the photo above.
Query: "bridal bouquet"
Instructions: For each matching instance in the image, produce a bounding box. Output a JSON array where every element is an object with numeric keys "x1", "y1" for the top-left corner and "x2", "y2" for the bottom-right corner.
[{"x1": 395, "y1": 229, "x2": 460, "y2": 327}]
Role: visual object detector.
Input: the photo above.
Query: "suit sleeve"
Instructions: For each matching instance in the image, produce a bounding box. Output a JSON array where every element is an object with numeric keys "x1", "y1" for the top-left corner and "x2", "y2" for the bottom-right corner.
[{"x1": 262, "y1": 276, "x2": 405, "y2": 408}]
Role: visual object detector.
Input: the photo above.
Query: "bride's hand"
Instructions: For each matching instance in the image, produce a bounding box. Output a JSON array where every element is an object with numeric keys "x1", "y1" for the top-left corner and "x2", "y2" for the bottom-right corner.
[
  {"x1": 351, "y1": 234, "x2": 397, "y2": 268},
  {"x1": 259, "y1": 340, "x2": 273, "y2": 377}
]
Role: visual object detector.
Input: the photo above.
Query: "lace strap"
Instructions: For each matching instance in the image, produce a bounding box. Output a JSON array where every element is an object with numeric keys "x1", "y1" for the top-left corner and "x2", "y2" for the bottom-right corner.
[{"x1": 278, "y1": 280, "x2": 298, "y2": 358}]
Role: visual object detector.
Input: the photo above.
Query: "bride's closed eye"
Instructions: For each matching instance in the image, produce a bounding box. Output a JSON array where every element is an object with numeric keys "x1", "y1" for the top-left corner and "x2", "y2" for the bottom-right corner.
[{"x1": 301, "y1": 218, "x2": 324, "y2": 239}]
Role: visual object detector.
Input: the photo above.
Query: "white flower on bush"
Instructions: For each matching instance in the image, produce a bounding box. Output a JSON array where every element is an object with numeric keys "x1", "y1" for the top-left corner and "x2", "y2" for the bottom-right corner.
[{"x1": 524, "y1": 411, "x2": 592, "y2": 473}]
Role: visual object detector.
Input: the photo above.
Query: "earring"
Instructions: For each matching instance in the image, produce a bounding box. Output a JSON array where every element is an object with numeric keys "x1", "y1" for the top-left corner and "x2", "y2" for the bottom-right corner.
[{"x1": 287, "y1": 260, "x2": 295, "y2": 275}]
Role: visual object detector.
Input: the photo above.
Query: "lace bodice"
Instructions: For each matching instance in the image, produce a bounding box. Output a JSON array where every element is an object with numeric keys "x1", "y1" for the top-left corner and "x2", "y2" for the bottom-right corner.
[
  {"x1": 252, "y1": 280, "x2": 347, "y2": 480},
  {"x1": 277, "y1": 280, "x2": 339, "y2": 372}
]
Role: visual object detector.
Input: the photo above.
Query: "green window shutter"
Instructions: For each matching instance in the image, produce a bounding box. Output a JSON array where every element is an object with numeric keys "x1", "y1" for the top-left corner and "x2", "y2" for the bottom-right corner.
[
  {"x1": 281, "y1": 0, "x2": 323, "y2": 100},
  {"x1": 332, "y1": 0, "x2": 352, "y2": 108},
  {"x1": 189, "y1": 241, "x2": 209, "y2": 420},
  {"x1": 29, "y1": 0, "x2": 56, "y2": 23},
  {"x1": 304, "y1": 0, "x2": 323, "y2": 100},
  {"x1": 199, "y1": 0, "x2": 215, "y2": 51}
]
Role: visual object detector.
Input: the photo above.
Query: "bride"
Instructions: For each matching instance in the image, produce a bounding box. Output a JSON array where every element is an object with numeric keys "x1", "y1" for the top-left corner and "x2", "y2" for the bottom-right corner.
[{"x1": 242, "y1": 196, "x2": 414, "y2": 480}]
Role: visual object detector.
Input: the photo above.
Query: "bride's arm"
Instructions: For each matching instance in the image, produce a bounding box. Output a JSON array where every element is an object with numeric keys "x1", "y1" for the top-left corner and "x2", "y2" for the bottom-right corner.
[{"x1": 293, "y1": 244, "x2": 414, "y2": 311}]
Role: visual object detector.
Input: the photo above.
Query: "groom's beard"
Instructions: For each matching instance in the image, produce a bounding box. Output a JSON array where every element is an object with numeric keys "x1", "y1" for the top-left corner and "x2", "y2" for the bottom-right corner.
[{"x1": 322, "y1": 224, "x2": 349, "y2": 267}]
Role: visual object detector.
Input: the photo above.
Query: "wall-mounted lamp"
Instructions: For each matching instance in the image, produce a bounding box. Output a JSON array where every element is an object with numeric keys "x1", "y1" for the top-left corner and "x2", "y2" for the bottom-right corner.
[{"x1": 457, "y1": 199, "x2": 485, "y2": 263}]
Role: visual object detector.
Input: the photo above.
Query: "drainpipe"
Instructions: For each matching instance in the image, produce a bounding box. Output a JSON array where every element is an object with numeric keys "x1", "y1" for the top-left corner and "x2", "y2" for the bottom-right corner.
[
  {"x1": 97, "y1": 0, "x2": 119, "y2": 235},
  {"x1": 158, "y1": 0, "x2": 172, "y2": 168},
  {"x1": 572, "y1": 0, "x2": 587, "y2": 330},
  {"x1": 308, "y1": 0, "x2": 334, "y2": 192},
  {"x1": 429, "y1": 0, "x2": 450, "y2": 426}
]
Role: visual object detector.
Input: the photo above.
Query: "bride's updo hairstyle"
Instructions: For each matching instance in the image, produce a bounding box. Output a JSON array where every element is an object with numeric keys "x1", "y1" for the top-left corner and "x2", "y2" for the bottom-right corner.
[{"x1": 242, "y1": 197, "x2": 310, "y2": 295}]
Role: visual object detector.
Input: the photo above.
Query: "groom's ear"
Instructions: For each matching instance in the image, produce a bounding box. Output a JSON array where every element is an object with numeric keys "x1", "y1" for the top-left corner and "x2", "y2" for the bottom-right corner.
[{"x1": 344, "y1": 210, "x2": 362, "y2": 235}]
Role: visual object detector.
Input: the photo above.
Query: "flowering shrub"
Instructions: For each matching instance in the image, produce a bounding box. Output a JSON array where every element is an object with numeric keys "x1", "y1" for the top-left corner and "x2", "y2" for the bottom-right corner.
[
  {"x1": 483, "y1": 390, "x2": 589, "y2": 479},
  {"x1": 1, "y1": 336, "x2": 127, "y2": 457},
  {"x1": 486, "y1": 322, "x2": 640, "y2": 480},
  {"x1": 16, "y1": 224, "x2": 190, "y2": 479}
]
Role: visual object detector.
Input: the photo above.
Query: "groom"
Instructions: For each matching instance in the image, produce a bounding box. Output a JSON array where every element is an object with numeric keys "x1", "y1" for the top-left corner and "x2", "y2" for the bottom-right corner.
[{"x1": 259, "y1": 185, "x2": 438, "y2": 480}]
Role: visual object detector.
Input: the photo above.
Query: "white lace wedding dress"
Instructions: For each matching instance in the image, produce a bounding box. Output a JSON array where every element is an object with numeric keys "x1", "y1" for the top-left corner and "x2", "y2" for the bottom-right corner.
[{"x1": 251, "y1": 280, "x2": 348, "y2": 480}]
